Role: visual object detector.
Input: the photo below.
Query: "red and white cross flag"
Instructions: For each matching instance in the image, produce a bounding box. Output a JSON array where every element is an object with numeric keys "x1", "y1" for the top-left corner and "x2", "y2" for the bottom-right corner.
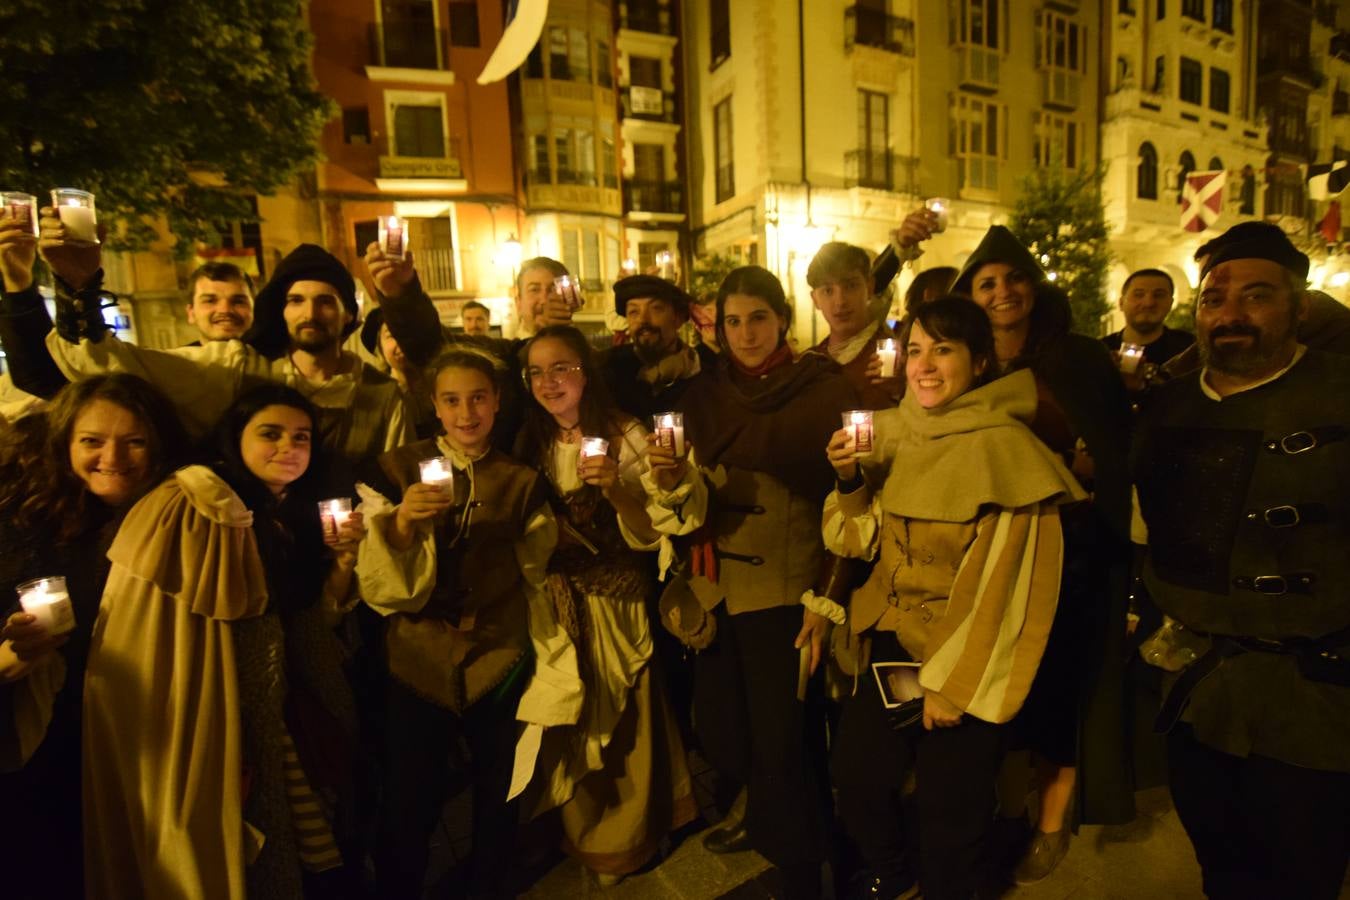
[{"x1": 1180, "y1": 170, "x2": 1227, "y2": 232}]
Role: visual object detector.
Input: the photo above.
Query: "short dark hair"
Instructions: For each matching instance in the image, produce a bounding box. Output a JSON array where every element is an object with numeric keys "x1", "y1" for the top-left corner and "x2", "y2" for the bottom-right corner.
[
  {"x1": 517, "y1": 257, "x2": 568, "y2": 291},
  {"x1": 904, "y1": 266, "x2": 959, "y2": 315},
  {"x1": 715, "y1": 266, "x2": 792, "y2": 353},
  {"x1": 903, "y1": 295, "x2": 997, "y2": 391},
  {"x1": 1122, "y1": 268, "x2": 1174, "y2": 296},
  {"x1": 461, "y1": 300, "x2": 490, "y2": 317},
  {"x1": 187, "y1": 262, "x2": 255, "y2": 300},
  {"x1": 806, "y1": 242, "x2": 870, "y2": 288}
]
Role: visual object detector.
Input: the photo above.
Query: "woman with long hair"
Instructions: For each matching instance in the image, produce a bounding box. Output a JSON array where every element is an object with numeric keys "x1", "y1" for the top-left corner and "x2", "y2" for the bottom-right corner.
[
  {"x1": 513, "y1": 324, "x2": 698, "y2": 885},
  {"x1": 0, "y1": 374, "x2": 188, "y2": 900},
  {"x1": 912, "y1": 219, "x2": 1134, "y2": 880},
  {"x1": 824, "y1": 296, "x2": 1083, "y2": 900},
  {"x1": 355, "y1": 347, "x2": 561, "y2": 898},
  {"x1": 671, "y1": 266, "x2": 858, "y2": 899},
  {"x1": 81, "y1": 383, "x2": 363, "y2": 900}
]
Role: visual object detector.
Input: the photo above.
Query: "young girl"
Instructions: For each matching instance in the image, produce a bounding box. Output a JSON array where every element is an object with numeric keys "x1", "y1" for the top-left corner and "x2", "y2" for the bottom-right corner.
[
  {"x1": 355, "y1": 347, "x2": 562, "y2": 899},
  {"x1": 823, "y1": 296, "x2": 1084, "y2": 900},
  {"x1": 81, "y1": 384, "x2": 362, "y2": 900},
  {"x1": 513, "y1": 324, "x2": 697, "y2": 885}
]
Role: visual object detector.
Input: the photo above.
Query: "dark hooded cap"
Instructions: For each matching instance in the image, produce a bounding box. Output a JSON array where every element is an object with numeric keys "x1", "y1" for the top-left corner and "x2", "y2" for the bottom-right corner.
[
  {"x1": 951, "y1": 225, "x2": 1047, "y2": 296},
  {"x1": 1198, "y1": 221, "x2": 1310, "y2": 282},
  {"x1": 245, "y1": 244, "x2": 360, "y2": 359},
  {"x1": 613, "y1": 274, "x2": 693, "y2": 319}
]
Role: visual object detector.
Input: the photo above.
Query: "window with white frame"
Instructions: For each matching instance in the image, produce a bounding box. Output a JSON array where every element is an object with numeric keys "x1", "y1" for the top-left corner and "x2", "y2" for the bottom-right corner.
[
  {"x1": 1034, "y1": 112, "x2": 1080, "y2": 169},
  {"x1": 951, "y1": 0, "x2": 1001, "y2": 49},
  {"x1": 386, "y1": 92, "x2": 447, "y2": 158},
  {"x1": 951, "y1": 93, "x2": 1004, "y2": 193},
  {"x1": 559, "y1": 222, "x2": 622, "y2": 291}
]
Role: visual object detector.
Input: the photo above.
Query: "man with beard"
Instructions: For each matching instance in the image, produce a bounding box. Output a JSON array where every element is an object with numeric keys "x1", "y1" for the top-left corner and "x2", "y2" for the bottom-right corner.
[
  {"x1": 183, "y1": 262, "x2": 255, "y2": 345},
  {"x1": 806, "y1": 242, "x2": 899, "y2": 410},
  {"x1": 27, "y1": 225, "x2": 409, "y2": 484},
  {"x1": 1103, "y1": 269, "x2": 1194, "y2": 366},
  {"x1": 601, "y1": 274, "x2": 714, "y2": 420},
  {"x1": 1132, "y1": 222, "x2": 1350, "y2": 899},
  {"x1": 459, "y1": 300, "x2": 491, "y2": 337}
]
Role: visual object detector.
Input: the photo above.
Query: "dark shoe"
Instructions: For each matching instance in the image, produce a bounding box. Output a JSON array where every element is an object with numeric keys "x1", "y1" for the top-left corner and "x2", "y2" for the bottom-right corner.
[
  {"x1": 701, "y1": 820, "x2": 752, "y2": 854},
  {"x1": 847, "y1": 867, "x2": 918, "y2": 900},
  {"x1": 988, "y1": 813, "x2": 1034, "y2": 877},
  {"x1": 1013, "y1": 828, "x2": 1070, "y2": 884}
]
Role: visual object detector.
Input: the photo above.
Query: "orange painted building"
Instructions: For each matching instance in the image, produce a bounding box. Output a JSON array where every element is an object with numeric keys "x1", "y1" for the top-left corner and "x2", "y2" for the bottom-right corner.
[{"x1": 309, "y1": 0, "x2": 523, "y2": 326}]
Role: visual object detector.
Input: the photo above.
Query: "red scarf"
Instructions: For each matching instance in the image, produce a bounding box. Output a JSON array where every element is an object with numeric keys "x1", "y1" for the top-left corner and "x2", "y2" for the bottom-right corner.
[{"x1": 729, "y1": 341, "x2": 793, "y2": 378}]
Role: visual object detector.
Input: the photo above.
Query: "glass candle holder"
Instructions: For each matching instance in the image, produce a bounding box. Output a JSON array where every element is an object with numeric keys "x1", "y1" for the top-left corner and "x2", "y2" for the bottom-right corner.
[
  {"x1": 378, "y1": 214, "x2": 406, "y2": 259},
  {"x1": 419, "y1": 457, "x2": 455, "y2": 491},
  {"x1": 1, "y1": 192, "x2": 38, "y2": 237},
  {"x1": 51, "y1": 188, "x2": 98, "y2": 243},
  {"x1": 318, "y1": 497, "x2": 353, "y2": 540},
  {"x1": 17, "y1": 576, "x2": 76, "y2": 636},
  {"x1": 924, "y1": 197, "x2": 950, "y2": 234},
  {"x1": 553, "y1": 275, "x2": 583, "y2": 311},
  {"x1": 652, "y1": 412, "x2": 686, "y2": 457},
  {"x1": 579, "y1": 436, "x2": 609, "y2": 458},
  {"x1": 876, "y1": 338, "x2": 899, "y2": 378},
  {"x1": 843, "y1": 410, "x2": 874, "y2": 456}
]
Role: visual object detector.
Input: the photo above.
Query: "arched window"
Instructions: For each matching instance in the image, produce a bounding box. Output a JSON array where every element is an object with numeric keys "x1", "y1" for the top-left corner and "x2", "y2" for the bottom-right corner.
[
  {"x1": 1178, "y1": 150, "x2": 1196, "y2": 200},
  {"x1": 1138, "y1": 142, "x2": 1158, "y2": 200},
  {"x1": 1208, "y1": 156, "x2": 1223, "y2": 172}
]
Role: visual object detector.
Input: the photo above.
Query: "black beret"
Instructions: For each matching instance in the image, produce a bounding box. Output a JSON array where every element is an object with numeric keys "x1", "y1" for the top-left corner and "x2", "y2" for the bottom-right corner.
[
  {"x1": 613, "y1": 274, "x2": 692, "y2": 318},
  {"x1": 1199, "y1": 222, "x2": 1310, "y2": 282}
]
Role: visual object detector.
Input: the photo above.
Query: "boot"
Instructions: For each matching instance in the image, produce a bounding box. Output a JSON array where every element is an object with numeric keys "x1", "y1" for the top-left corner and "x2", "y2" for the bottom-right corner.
[{"x1": 701, "y1": 787, "x2": 751, "y2": 854}]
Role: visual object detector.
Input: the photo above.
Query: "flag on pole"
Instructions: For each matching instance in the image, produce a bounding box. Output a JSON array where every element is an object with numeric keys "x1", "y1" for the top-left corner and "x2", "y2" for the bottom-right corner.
[
  {"x1": 1320, "y1": 200, "x2": 1342, "y2": 244},
  {"x1": 1180, "y1": 170, "x2": 1226, "y2": 232},
  {"x1": 1308, "y1": 160, "x2": 1350, "y2": 201}
]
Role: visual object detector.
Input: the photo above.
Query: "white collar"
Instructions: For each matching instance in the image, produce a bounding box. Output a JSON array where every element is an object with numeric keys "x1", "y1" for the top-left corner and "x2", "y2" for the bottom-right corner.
[{"x1": 1199, "y1": 344, "x2": 1307, "y2": 401}]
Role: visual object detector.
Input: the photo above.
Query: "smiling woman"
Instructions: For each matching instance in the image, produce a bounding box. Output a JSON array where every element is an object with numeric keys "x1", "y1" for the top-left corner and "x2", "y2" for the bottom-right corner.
[{"x1": 0, "y1": 374, "x2": 188, "y2": 900}]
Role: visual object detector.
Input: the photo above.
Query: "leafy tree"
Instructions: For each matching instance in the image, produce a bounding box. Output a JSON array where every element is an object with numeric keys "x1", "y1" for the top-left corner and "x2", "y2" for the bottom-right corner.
[
  {"x1": 688, "y1": 253, "x2": 740, "y2": 305},
  {"x1": 0, "y1": 0, "x2": 332, "y2": 252},
  {"x1": 1009, "y1": 161, "x2": 1113, "y2": 335}
]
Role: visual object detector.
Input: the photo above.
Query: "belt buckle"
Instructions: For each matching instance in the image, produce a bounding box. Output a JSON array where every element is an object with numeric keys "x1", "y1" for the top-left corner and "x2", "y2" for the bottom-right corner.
[
  {"x1": 1279, "y1": 431, "x2": 1318, "y2": 455},
  {"x1": 1263, "y1": 505, "x2": 1301, "y2": 528},
  {"x1": 1252, "y1": 575, "x2": 1288, "y2": 595}
]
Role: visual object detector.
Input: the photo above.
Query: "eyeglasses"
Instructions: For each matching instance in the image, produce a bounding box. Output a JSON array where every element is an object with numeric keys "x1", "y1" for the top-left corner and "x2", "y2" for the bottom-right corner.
[{"x1": 525, "y1": 362, "x2": 583, "y2": 384}]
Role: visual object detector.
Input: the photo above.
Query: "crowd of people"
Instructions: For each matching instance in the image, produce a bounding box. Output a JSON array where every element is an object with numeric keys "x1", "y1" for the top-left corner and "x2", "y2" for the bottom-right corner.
[{"x1": 0, "y1": 199, "x2": 1346, "y2": 900}]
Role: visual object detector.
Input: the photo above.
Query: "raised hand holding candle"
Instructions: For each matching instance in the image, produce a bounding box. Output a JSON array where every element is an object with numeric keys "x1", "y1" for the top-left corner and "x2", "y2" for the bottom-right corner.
[
  {"x1": 51, "y1": 189, "x2": 98, "y2": 243},
  {"x1": 17, "y1": 576, "x2": 76, "y2": 636},
  {"x1": 843, "y1": 410, "x2": 874, "y2": 456},
  {"x1": 876, "y1": 339, "x2": 898, "y2": 379},
  {"x1": 652, "y1": 412, "x2": 686, "y2": 457},
  {"x1": 1, "y1": 192, "x2": 38, "y2": 236},
  {"x1": 318, "y1": 498, "x2": 353, "y2": 540},
  {"x1": 924, "y1": 197, "x2": 949, "y2": 234},
  {"x1": 378, "y1": 215, "x2": 406, "y2": 259},
  {"x1": 553, "y1": 275, "x2": 583, "y2": 311}
]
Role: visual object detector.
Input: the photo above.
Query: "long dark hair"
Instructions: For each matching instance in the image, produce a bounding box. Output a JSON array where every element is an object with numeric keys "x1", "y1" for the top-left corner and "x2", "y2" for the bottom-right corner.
[
  {"x1": 515, "y1": 325, "x2": 628, "y2": 479},
  {"x1": 960, "y1": 260, "x2": 1073, "y2": 369},
  {"x1": 902, "y1": 295, "x2": 997, "y2": 392},
  {"x1": 209, "y1": 384, "x2": 328, "y2": 613},
  {"x1": 0, "y1": 374, "x2": 189, "y2": 543},
  {"x1": 714, "y1": 265, "x2": 792, "y2": 356}
]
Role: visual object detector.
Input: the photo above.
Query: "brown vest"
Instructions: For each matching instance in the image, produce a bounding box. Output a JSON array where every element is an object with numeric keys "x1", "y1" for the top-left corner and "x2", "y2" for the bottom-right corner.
[{"x1": 377, "y1": 440, "x2": 546, "y2": 712}]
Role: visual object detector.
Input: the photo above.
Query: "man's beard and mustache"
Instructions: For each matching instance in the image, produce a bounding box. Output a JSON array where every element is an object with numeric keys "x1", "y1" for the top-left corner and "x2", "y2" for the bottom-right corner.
[
  {"x1": 1199, "y1": 319, "x2": 1294, "y2": 376},
  {"x1": 632, "y1": 325, "x2": 675, "y2": 364},
  {"x1": 291, "y1": 321, "x2": 340, "y2": 353}
]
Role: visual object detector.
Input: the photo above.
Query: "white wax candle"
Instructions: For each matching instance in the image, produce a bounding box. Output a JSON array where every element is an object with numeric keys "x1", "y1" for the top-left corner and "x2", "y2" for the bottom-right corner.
[
  {"x1": 580, "y1": 436, "x2": 609, "y2": 458},
  {"x1": 843, "y1": 410, "x2": 874, "y2": 456},
  {"x1": 379, "y1": 215, "x2": 405, "y2": 258},
  {"x1": 653, "y1": 412, "x2": 686, "y2": 457},
  {"x1": 59, "y1": 203, "x2": 98, "y2": 242},
  {"x1": 318, "y1": 498, "x2": 353, "y2": 539},
  {"x1": 876, "y1": 339, "x2": 898, "y2": 379},
  {"x1": 17, "y1": 577, "x2": 76, "y2": 636},
  {"x1": 419, "y1": 457, "x2": 454, "y2": 490},
  {"x1": 924, "y1": 197, "x2": 949, "y2": 234}
]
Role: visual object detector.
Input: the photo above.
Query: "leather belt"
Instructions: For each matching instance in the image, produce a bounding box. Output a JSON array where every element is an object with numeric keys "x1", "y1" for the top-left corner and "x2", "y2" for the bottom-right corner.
[
  {"x1": 1243, "y1": 503, "x2": 1328, "y2": 528},
  {"x1": 1263, "y1": 426, "x2": 1349, "y2": 455},
  {"x1": 1232, "y1": 573, "x2": 1315, "y2": 595}
]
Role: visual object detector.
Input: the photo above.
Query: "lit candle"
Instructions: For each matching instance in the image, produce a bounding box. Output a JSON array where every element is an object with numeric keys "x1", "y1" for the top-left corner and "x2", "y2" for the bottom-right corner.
[
  {"x1": 419, "y1": 457, "x2": 454, "y2": 493},
  {"x1": 51, "y1": 189, "x2": 98, "y2": 243},
  {"x1": 656, "y1": 250, "x2": 675, "y2": 280},
  {"x1": 652, "y1": 412, "x2": 686, "y2": 457},
  {"x1": 554, "y1": 274, "x2": 582, "y2": 311},
  {"x1": 924, "y1": 197, "x2": 949, "y2": 234},
  {"x1": 17, "y1": 576, "x2": 76, "y2": 636},
  {"x1": 843, "y1": 410, "x2": 874, "y2": 456},
  {"x1": 379, "y1": 214, "x2": 406, "y2": 259},
  {"x1": 318, "y1": 498, "x2": 353, "y2": 540},
  {"x1": 1, "y1": 191, "x2": 38, "y2": 237},
  {"x1": 875, "y1": 338, "x2": 898, "y2": 378},
  {"x1": 580, "y1": 437, "x2": 609, "y2": 459}
]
